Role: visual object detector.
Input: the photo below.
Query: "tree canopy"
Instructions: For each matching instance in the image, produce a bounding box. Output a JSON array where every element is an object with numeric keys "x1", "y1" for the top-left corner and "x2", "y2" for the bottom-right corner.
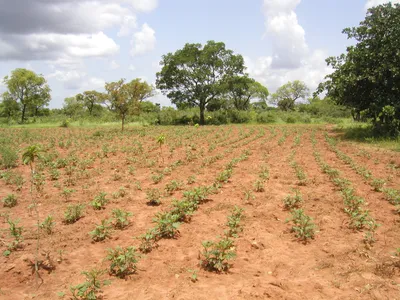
[
  {"x1": 271, "y1": 80, "x2": 309, "y2": 111},
  {"x1": 3, "y1": 68, "x2": 51, "y2": 123},
  {"x1": 156, "y1": 41, "x2": 246, "y2": 125},
  {"x1": 317, "y1": 3, "x2": 400, "y2": 136}
]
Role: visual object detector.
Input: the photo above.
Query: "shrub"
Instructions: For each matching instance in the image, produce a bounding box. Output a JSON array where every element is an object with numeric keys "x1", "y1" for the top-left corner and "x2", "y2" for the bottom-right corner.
[
  {"x1": 64, "y1": 204, "x2": 85, "y2": 224},
  {"x1": 200, "y1": 237, "x2": 236, "y2": 272},
  {"x1": 106, "y1": 246, "x2": 141, "y2": 278},
  {"x1": 2, "y1": 194, "x2": 17, "y2": 208}
]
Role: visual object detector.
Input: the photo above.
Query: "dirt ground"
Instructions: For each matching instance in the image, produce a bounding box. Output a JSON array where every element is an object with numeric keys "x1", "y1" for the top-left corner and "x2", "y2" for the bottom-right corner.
[{"x1": 0, "y1": 125, "x2": 399, "y2": 300}]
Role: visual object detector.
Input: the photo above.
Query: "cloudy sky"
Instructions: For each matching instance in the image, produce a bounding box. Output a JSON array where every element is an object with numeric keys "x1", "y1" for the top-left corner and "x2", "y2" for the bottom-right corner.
[{"x1": 0, "y1": 0, "x2": 398, "y2": 108}]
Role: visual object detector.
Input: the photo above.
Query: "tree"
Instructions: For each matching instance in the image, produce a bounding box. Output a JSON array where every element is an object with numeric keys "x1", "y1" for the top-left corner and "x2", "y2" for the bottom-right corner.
[
  {"x1": 63, "y1": 97, "x2": 84, "y2": 118},
  {"x1": 271, "y1": 81, "x2": 309, "y2": 111},
  {"x1": 225, "y1": 76, "x2": 269, "y2": 110},
  {"x1": 3, "y1": 68, "x2": 51, "y2": 123},
  {"x1": 76, "y1": 91, "x2": 105, "y2": 115},
  {"x1": 316, "y1": 3, "x2": 400, "y2": 136},
  {"x1": 0, "y1": 92, "x2": 20, "y2": 120},
  {"x1": 156, "y1": 41, "x2": 246, "y2": 125},
  {"x1": 105, "y1": 78, "x2": 155, "y2": 131}
]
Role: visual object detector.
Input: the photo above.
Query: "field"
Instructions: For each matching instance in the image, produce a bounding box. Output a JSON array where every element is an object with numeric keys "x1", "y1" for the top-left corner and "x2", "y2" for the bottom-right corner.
[{"x1": 0, "y1": 125, "x2": 399, "y2": 300}]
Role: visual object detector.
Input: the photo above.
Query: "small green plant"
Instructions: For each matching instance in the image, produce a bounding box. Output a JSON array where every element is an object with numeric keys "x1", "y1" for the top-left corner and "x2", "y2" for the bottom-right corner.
[
  {"x1": 187, "y1": 175, "x2": 196, "y2": 185},
  {"x1": 40, "y1": 215, "x2": 55, "y2": 235},
  {"x1": 91, "y1": 192, "x2": 108, "y2": 210},
  {"x1": 200, "y1": 237, "x2": 236, "y2": 272},
  {"x1": 287, "y1": 209, "x2": 317, "y2": 242},
  {"x1": 61, "y1": 188, "x2": 75, "y2": 202},
  {"x1": 89, "y1": 219, "x2": 112, "y2": 242},
  {"x1": 153, "y1": 212, "x2": 181, "y2": 239},
  {"x1": 138, "y1": 228, "x2": 158, "y2": 253},
  {"x1": 2, "y1": 194, "x2": 17, "y2": 208},
  {"x1": 3, "y1": 218, "x2": 23, "y2": 256},
  {"x1": 259, "y1": 166, "x2": 270, "y2": 180},
  {"x1": 111, "y1": 209, "x2": 132, "y2": 229},
  {"x1": 151, "y1": 173, "x2": 164, "y2": 184},
  {"x1": 216, "y1": 168, "x2": 233, "y2": 183},
  {"x1": 253, "y1": 179, "x2": 265, "y2": 192},
  {"x1": 225, "y1": 206, "x2": 244, "y2": 238},
  {"x1": 243, "y1": 190, "x2": 255, "y2": 203},
  {"x1": 64, "y1": 204, "x2": 85, "y2": 224},
  {"x1": 106, "y1": 246, "x2": 141, "y2": 278},
  {"x1": 49, "y1": 168, "x2": 60, "y2": 181},
  {"x1": 165, "y1": 180, "x2": 183, "y2": 195},
  {"x1": 0, "y1": 146, "x2": 18, "y2": 169},
  {"x1": 371, "y1": 178, "x2": 386, "y2": 192},
  {"x1": 70, "y1": 269, "x2": 111, "y2": 300},
  {"x1": 383, "y1": 188, "x2": 400, "y2": 205},
  {"x1": 283, "y1": 189, "x2": 303, "y2": 210},
  {"x1": 170, "y1": 199, "x2": 198, "y2": 222},
  {"x1": 188, "y1": 269, "x2": 198, "y2": 282},
  {"x1": 146, "y1": 188, "x2": 162, "y2": 206},
  {"x1": 112, "y1": 187, "x2": 127, "y2": 199}
]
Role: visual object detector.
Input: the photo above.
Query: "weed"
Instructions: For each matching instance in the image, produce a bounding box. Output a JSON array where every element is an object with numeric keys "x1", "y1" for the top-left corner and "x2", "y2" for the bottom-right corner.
[
  {"x1": 2, "y1": 194, "x2": 17, "y2": 208},
  {"x1": 0, "y1": 146, "x2": 18, "y2": 169},
  {"x1": 188, "y1": 269, "x2": 198, "y2": 282},
  {"x1": 106, "y1": 246, "x2": 141, "y2": 278},
  {"x1": 64, "y1": 204, "x2": 85, "y2": 224}
]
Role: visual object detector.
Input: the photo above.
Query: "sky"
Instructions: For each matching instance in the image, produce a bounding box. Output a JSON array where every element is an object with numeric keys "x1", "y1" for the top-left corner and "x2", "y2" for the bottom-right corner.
[{"x1": 0, "y1": 0, "x2": 398, "y2": 108}]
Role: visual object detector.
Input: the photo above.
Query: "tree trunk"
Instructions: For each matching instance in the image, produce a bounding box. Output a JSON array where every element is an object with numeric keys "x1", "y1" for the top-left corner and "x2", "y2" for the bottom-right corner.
[
  {"x1": 21, "y1": 103, "x2": 26, "y2": 123},
  {"x1": 199, "y1": 105, "x2": 205, "y2": 125}
]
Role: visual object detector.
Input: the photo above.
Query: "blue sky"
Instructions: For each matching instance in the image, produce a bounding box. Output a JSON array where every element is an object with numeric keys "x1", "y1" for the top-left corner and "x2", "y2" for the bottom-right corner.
[{"x1": 0, "y1": 0, "x2": 397, "y2": 108}]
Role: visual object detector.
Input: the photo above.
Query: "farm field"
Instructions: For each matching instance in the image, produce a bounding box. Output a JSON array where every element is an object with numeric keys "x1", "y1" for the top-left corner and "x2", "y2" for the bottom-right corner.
[{"x1": 0, "y1": 125, "x2": 399, "y2": 300}]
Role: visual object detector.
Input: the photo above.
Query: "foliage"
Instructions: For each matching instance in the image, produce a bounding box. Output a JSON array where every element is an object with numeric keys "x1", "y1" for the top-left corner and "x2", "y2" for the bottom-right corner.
[
  {"x1": 283, "y1": 190, "x2": 303, "y2": 210},
  {"x1": 156, "y1": 41, "x2": 246, "y2": 125},
  {"x1": 89, "y1": 219, "x2": 112, "y2": 242},
  {"x1": 225, "y1": 206, "x2": 244, "y2": 237},
  {"x1": 40, "y1": 215, "x2": 55, "y2": 235},
  {"x1": 2, "y1": 194, "x2": 17, "y2": 208},
  {"x1": 64, "y1": 204, "x2": 85, "y2": 224},
  {"x1": 200, "y1": 237, "x2": 236, "y2": 272},
  {"x1": 287, "y1": 209, "x2": 317, "y2": 242},
  {"x1": 317, "y1": 3, "x2": 400, "y2": 136},
  {"x1": 153, "y1": 212, "x2": 181, "y2": 239},
  {"x1": 106, "y1": 246, "x2": 140, "y2": 278},
  {"x1": 271, "y1": 81, "x2": 309, "y2": 111},
  {"x1": 0, "y1": 146, "x2": 18, "y2": 169},
  {"x1": 111, "y1": 209, "x2": 132, "y2": 229},
  {"x1": 138, "y1": 229, "x2": 158, "y2": 253},
  {"x1": 70, "y1": 269, "x2": 111, "y2": 300},
  {"x1": 91, "y1": 192, "x2": 108, "y2": 210}
]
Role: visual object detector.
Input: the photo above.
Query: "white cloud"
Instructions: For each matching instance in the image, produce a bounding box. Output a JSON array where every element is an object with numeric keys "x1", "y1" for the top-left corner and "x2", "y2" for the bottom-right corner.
[
  {"x1": 130, "y1": 23, "x2": 156, "y2": 56},
  {"x1": 245, "y1": 0, "x2": 331, "y2": 96},
  {"x1": 48, "y1": 69, "x2": 105, "y2": 91},
  {"x1": 129, "y1": 0, "x2": 158, "y2": 12},
  {"x1": 118, "y1": 15, "x2": 138, "y2": 37},
  {"x1": 365, "y1": 0, "x2": 400, "y2": 9},
  {"x1": 110, "y1": 60, "x2": 120, "y2": 70}
]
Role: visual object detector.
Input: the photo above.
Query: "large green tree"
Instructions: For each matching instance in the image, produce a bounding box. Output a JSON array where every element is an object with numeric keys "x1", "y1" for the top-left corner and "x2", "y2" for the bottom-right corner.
[
  {"x1": 225, "y1": 76, "x2": 269, "y2": 110},
  {"x1": 76, "y1": 90, "x2": 105, "y2": 115},
  {"x1": 3, "y1": 69, "x2": 51, "y2": 123},
  {"x1": 317, "y1": 3, "x2": 400, "y2": 136},
  {"x1": 63, "y1": 96, "x2": 84, "y2": 118},
  {"x1": 105, "y1": 78, "x2": 155, "y2": 131},
  {"x1": 271, "y1": 80, "x2": 309, "y2": 111},
  {"x1": 156, "y1": 41, "x2": 246, "y2": 125},
  {"x1": 0, "y1": 92, "x2": 20, "y2": 120}
]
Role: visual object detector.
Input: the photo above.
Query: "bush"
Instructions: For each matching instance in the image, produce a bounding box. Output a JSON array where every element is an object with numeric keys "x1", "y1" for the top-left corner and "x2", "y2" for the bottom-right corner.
[{"x1": 256, "y1": 112, "x2": 277, "y2": 123}]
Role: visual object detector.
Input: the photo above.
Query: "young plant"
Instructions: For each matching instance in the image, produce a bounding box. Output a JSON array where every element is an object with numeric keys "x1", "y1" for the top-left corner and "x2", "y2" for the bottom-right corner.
[
  {"x1": 187, "y1": 175, "x2": 196, "y2": 185},
  {"x1": 138, "y1": 228, "x2": 159, "y2": 253},
  {"x1": 91, "y1": 192, "x2": 108, "y2": 210},
  {"x1": 216, "y1": 168, "x2": 233, "y2": 183},
  {"x1": 243, "y1": 190, "x2": 255, "y2": 203},
  {"x1": 371, "y1": 178, "x2": 386, "y2": 192},
  {"x1": 153, "y1": 212, "x2": 181, "y2": 239},
  {"x1": 200, "y1": 237, "x2": 236, "y2": 272},
  {"x1": 170, "y1": 199, "x2": 198, "y2": 222},
  {"x1": 146, "y1": 188, "x2": 162, "y2": 206},
  {"x1": 111, "y1": 209, "x2": 132, "y2": 229},
  {"x1": 287, "y1": 209, "x2": 317, "y2": 242},
  {"x1": 106, "y1": 246, "x2": 141, "y2": 278},
  {"x1": 61, "y1": 188, "x2": 75, "y2": 202},
  {"x1": 283, "y1": 189, "x2": 303, "y2": 210},
  {"x1": 151, "y1": 173, "x2": 164, "y2": 184},
  {"x1": 225, "y1": 206, "x2": 244, "y2": 238},
  {"x1": 253, "y1": 179, "x2": 265, "y2": 192},
  {"x1": 70, "y1": 269, "x2": 111, "y2": 300},
  {"x1": 2, "y1": 194, "x2": 17, "y2": 208},
  {"x1": 40, "y1": 215, "x2": 55, "y2": 235},
  {"x1": 165, "y1": 180, "x2": 183, "y2": 195},
  {"x1": 64, "y1": 204, "x2": 85, "y2": 224},
  {"x1": 89, "y1": 219, "x2": 112, "y2": 242}
]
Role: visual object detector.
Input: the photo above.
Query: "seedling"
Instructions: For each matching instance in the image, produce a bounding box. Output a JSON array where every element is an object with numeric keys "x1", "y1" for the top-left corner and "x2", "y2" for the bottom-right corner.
[
  {"x1": 253, "y1": 179, "x2": 265, "y2": 192},
  {"x1": 146, "y1": 188, "x2": 162, "y2": 206},
  {"x1": 200, "y1": 237, "x2": 236, "y2": 272},
  {"x1": 89, "y1": 219, "x2": 112, "y2": 242},
  {"x1": 2, "y1": 194, "x2": 17, "y2": 208},
  {"x1": 40, "y1": 215, "x2": 55, "y2": 235},
  {"x1": 106, "y1": 246, "x2": 141, "y2": 278},
  {"x1": 225, "y1": 206, "x2": 244, "y2": 238},
  {"x1": 138, "y1": 229, "x2": 158, "y2": 253},
  {"x1": 287, "y1": 209, "x2": 317, "y2": 242},
  {"x1": 64, "y1": 204, "x2": 85, "y2": 224},
  {"x1": 153, "y1": 212, "x2": 181, "y2": 239},
  {"x1": 70, "y1": 269, "x2": 111, "y2": 300},
  {"x1": 283, "y1": 189, "x2": 303, "y2": 210},
  {"x1": 111, "y1": 209, "x2": 132, "y2": 229},
  {"x1": 91, "y1": 192, "x2": 108, "y2": 210}
]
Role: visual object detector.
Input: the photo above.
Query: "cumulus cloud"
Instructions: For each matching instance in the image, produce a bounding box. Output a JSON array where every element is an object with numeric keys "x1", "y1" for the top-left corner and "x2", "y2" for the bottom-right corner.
[
  {"x1": 245, "y1": 0, "x2": 331, "y2": 96},
  {"x1": 365, "y1": 0, "x2": 400, "y2": 9},
  {"x1": 130, "y1": 23, "x2": 156, "y2": 56},
  {"x1": 48, "y1": 69, "x2": 105, "y2": 91},
  {"x1": 130, "y1": 0, "x2": 158, "y2": 12}
]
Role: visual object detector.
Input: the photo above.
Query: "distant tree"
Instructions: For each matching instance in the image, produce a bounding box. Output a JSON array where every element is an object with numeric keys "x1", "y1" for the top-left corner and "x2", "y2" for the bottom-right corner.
[
  {"x1": 271, "y1": 81, "x2": 309, "y2": 111},
  {"x1": 156, "y1": 41, "x2": 246, "y2": 125},
  {"x1": 225, "y1": 76, "x2": 269, "y2": 110},
  {"x1": 76, "y1": 91, "x2": 105, "y2": 115},
  {"x1": 105, "y1": 78, "x2": 155, "y2": 131},
  {"x1": 0, "y1": 92, "x2": 20, "y2": 120},
  {"x1": 140, "y1": 101, "x2": 160, "y2": 113},
  {"x1": 63, "y1": 97, "x2": 84, "y2": 118},
  {"x1": 3, "y1": 68, "x2": 51, "y2": 123},
  {"x1": 316, "y1": 3, "x2": 400, "y2": 136}
]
